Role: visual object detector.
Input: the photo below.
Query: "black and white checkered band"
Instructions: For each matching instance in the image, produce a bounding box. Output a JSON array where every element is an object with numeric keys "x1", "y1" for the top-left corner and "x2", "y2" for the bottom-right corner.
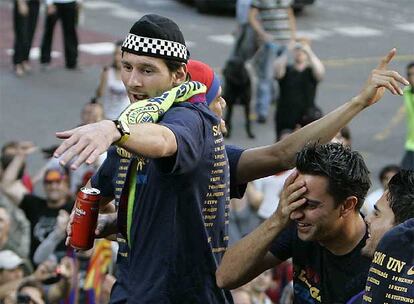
[{"x1": 122, "y1": 34, "x2": 188, "y2": 62}]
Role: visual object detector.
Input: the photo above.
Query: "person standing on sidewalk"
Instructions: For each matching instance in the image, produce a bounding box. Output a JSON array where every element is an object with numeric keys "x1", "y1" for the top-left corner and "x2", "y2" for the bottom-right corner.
[
  {"x1": 40, "y1": 0, "x2": 78, "y2": 69},
  {"x1": 12, "y1": 0, "x2": 40, "y2": 76},
  {"x1": 248, "y1": 0, "x2": 296, "y2": 123}
]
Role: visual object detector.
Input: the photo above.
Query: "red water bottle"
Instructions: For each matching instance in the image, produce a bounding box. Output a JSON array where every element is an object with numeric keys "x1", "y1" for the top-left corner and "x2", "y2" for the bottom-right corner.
[{"x1": 70, "y1": 187, "x2": 101, "y2": 250}]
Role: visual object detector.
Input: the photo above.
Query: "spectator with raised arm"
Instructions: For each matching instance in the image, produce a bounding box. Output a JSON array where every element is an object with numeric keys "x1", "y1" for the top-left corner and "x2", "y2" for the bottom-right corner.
[
  {"x1": 274, "y1": 41, "x2": 325, "y2": 139},
  {"x1": 0, "y1": 144, "x2": 73, "y2": 263}
]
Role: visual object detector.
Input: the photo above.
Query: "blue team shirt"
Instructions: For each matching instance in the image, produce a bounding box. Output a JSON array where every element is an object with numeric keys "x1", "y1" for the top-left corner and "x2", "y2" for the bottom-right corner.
[
  {"x1": 92, "y1": 102, "x2": 246, "y2": 304},
  {"x1": 91, "y1": 146, "x2": 131, "y2": 304},
  {"x1": 362, "y1": 219, "x2": 414, "y2": 304}
]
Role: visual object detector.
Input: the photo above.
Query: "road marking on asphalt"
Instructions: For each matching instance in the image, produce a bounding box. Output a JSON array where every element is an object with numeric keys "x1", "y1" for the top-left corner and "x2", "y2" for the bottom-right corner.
[
  {"x1": 78, "y1": 42, "x2": 115, "y2": 55},
  {"x1": 5, "y1": 48, "x2": 60, "y2": 60},
  {"x1": 296, "y1": 29, "x2": 332, "y2": 41},
  {"x1": 83, "y1": 1, "x2": 121, "y2": 9},
  {"x1": 322, "y1": 54, "x2": 414, "y2": 67},
  {"x1": 145, "y1": 0, "x2": 173, "y2": 6},
  {"x1": 112, "y1": 7, "x2": 143, "y2": 20},
  {"x1": 374, "y1": 105, "x2": 405, "y2": 141},
  {"x1": 83, "y1": 0, "x2": 143, "y2": 19},
  {"x1": 333, "y1": 26, "x2": 382, "y2": 37},
  {"x1": 395, "y1": 23, "x2": 414, "y2": 33},
  {"x1": 208, "y1": 34, "x2": 234, "y2": 45},
  {"x1": 7, "y1": 43, "x2": 115, "y2": 59}
]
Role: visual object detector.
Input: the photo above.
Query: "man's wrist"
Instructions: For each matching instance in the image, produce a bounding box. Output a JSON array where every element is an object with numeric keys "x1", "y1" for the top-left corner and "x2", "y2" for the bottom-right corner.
[
  {"x1": 267, "y1": 213, "x2": 287, "y2": 232},
  {"x1": 105, "y1": 120, "x2": 122, "y2": 144},
  {"x1": 111, "y1": 120, "x2": 130, "y2": 145},
  {"x1": 350, "y1": 95, "x2": 368, "y2": 110}
]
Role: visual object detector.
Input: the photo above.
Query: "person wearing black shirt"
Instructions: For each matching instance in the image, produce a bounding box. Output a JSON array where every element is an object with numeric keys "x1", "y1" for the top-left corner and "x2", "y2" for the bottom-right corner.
[
  {"x1": 0, "y1": 158, "x2": 73, "y2": 263},
  {"x1": 274, "y1": 42, "x2": 325, "y2": 140},
  {"x1": 217, "y1": 143, "x2": 373, "y2": 303}
]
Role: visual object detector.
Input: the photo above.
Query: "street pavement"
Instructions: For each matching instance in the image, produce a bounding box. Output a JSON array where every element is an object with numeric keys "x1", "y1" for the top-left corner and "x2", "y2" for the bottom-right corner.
[{"x1": 0, "y1": 0, "x2": 413, "y2": 189}]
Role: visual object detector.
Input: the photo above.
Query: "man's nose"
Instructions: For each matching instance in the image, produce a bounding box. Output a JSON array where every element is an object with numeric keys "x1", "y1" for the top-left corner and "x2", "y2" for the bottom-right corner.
[
  {"x1": 290, "y1": 208, "x2": 305, "y2": 221},
  {"x1": 126, "y1": 70, "x2": 143, "y2": 87},
  {"x1": 220, "y1": 97, "x2": 227, "y2": 110}
]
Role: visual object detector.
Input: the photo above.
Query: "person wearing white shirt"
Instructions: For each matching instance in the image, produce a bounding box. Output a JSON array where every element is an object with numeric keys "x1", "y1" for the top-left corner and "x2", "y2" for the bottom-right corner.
[
  {"x1": 362, "y1": 164, "x2": 399, "y2": 216},
  {"x1": 254, "y1": 169, "x2": 294, "y2": 219}
]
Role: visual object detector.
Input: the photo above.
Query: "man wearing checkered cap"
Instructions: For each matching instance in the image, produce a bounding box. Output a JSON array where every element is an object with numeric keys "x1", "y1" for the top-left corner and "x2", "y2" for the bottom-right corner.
[
  {"x1": 55, "y1": 13, "x2": 409, "y2": 303},
  {"x1": 57, "y1": 14, "x2": 245, "y2": 303}
]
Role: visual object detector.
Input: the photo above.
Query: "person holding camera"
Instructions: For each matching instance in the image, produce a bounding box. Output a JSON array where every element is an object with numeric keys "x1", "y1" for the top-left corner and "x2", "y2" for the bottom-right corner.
[{"x1": 274, "y1": 41, "x2": 325, "y2": 140}]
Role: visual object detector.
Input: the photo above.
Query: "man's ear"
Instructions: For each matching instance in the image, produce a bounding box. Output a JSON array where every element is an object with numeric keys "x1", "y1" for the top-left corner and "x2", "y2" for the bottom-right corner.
[
  {"x1": 340, "y1": 196, "x2": 358, "y2": 217},
  {"x1": 172, "y1": 64, "x2": 187, "y2": 86}
]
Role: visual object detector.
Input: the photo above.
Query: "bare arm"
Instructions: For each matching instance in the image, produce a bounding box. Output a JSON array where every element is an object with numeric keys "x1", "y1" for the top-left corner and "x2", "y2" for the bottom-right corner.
[
  {"x1": 47, "y1": 278, "x2": 71, "y2": 304},
  {"x1": 245, "y1": 183, "x2": 263, "y2": 211},
  {"x1": 0, "y1": 278, "x2": 24, "y2": 299},
  {"x1": 216, "y1": 171, "x2": 307, "y2": 289},
  {"x1": 34, "y1": 210, "x2": 69, "y2": 264},
  {"x1": 274, "y1": 51, "x2": 288, "y2": 80},
  {"x1": 55, "y1": 121, "x2": 177, "y2": 170},
  {"x1": 287, "y1": 7, "x2": 296, "y2": 40},
  {"x1": 0, "y1": 154, "x2": 28, "y2": 205},
  {"x1": 47, "y1": 257, "x2": 74, "y2": 303},
  {"x1": 303, "y1": 44, "x2": 325, "y2": 81},
  {"x1": 248, "y1": 7, "x2": 271, "y2": 42},
  {"x1": 235, "y1": 49, "x2": 409, "y2": 184}
]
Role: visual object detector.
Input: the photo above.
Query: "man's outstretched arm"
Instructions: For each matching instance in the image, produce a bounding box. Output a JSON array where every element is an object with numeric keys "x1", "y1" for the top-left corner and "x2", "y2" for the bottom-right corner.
[
  {"x1": 236, "y1": 49, "x2": 409, "y2": 184},
  {"x1": 55, "y1": 122, "x2": 177, "y2": 170}
]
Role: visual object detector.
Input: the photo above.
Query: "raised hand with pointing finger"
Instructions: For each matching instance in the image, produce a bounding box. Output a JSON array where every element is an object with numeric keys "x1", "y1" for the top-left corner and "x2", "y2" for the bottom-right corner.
[{"x1": 356, "y1": 48, "x2": 409, "y2": 107}]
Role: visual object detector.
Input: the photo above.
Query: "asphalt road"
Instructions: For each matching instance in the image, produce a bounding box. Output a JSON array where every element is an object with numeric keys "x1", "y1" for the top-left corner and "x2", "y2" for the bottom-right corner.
[{"x1": 1, "y1": 0, "x2": 413, "y2": 189}]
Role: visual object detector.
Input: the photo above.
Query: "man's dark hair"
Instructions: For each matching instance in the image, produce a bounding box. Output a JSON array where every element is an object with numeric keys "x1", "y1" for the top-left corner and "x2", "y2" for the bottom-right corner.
[
  {"x1": 298, "y1": 106, "x2": 323, "y2": 127},
  {"x1": 379, "y1": 164, "x2": 400, "y2": 182},
  {"x1": 339, "y1": 126, "x2": 351, "y2": 141},
  {"x1": 163, "y1": 59, "x2": 184, "y2": 73},
  {"x1": 387, "y1": 170, "x2": 414, "y2": 224},
  {"x1": 296, "y1": 143, "x2": 371, "y2": 209},
  {"x1": 1, "y1": 141, "x2": 18, "y2": 155}
]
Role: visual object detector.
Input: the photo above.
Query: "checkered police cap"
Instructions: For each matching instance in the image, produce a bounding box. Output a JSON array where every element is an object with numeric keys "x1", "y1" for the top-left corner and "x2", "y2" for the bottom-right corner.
[{"x1": 122, "y1": 14, "x2": 189, "y2": 63}]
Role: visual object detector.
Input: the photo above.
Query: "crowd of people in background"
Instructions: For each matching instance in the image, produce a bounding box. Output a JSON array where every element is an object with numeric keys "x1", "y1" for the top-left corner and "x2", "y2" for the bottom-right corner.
[{"x1": 3, "y1": 0, "x2": 414, "y2": 303}]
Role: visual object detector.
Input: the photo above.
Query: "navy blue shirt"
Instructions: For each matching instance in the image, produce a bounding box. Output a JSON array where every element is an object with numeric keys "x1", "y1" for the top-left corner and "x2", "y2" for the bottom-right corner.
[
  {"x1": 362, "y1": 219, "x2": 414, "y2": 303},
  {"x1": 91, "y1": 146, "x2": 131, "y2": 304},
  {"x1": 93, "y1": 103, "x2": 246, "y2": 304},
  {"x1": 270, "y1": 224, "x2": 371, "y2": 304}
]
